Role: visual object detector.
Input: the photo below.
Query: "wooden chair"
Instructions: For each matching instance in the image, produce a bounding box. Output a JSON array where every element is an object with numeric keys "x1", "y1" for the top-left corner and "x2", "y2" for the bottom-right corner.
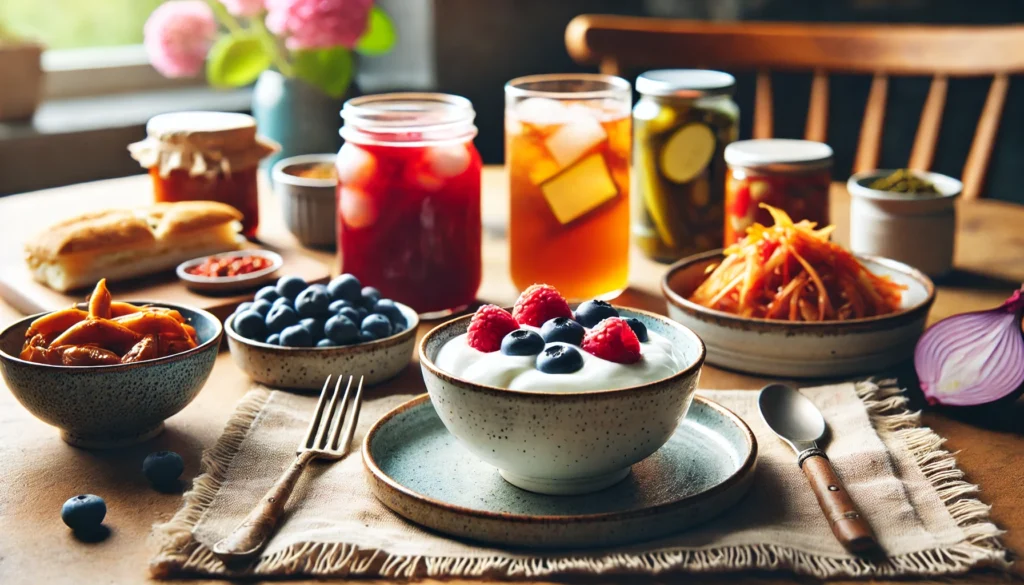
[{"x1": 565, "y1": 15, "x2": 1024, "y2": 200}]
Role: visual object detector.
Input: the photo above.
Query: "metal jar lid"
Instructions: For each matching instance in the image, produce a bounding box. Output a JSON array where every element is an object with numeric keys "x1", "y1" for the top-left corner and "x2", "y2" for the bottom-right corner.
[
  {"x1": 724, "y1": 139, "x2": 833, "y2": 173},
  {"x1": 636, "y1": 70, "x2": 736, "y2": 99}
]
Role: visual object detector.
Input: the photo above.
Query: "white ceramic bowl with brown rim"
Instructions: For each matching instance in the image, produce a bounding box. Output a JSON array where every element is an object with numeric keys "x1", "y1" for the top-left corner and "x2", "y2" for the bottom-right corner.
[
  {"x1": 225, "y1": 302, "x2": 418, "y2": 390},
  {"x1": 662, "y1": 249, "x2": 935, "y2": 378},
  {"x1": 271, "y1": 153, "x2": 338, "y2": 248},
  {"x1": 418, "y1": 307, "x2": 706, "y2": 496}
]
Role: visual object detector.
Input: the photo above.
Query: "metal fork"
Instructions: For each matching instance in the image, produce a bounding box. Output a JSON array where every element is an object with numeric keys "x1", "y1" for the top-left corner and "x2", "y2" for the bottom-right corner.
[{"x1": 213, "y1": 375, "x2": 364, "y2": 562}]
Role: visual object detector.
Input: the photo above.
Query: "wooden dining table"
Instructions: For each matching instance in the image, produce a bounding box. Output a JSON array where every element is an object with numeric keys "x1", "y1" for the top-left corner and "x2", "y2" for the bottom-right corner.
[{"x1": 0, "y1": 166, "x2": 1022, "y2": 585}]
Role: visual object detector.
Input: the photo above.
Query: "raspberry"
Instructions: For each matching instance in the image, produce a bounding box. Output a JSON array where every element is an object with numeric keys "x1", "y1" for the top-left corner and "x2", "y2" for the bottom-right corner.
[
  {"x1": 512, "y1": 284, "x2": 572, "y2": 327},
  {"x1": 466, "y1": 304, "x2": 519, "y2": 352},
  {"x1": 582, "y1": 317, "x2": 642, "y2": 364}
]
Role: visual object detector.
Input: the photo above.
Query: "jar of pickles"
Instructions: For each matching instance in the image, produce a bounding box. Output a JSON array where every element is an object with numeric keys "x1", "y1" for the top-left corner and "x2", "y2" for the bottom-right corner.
[
  {"x1": 632, "y1": 70, "x2": 739, "y2": 262},
  {"x1": 723, "y1": 139, "x2": 833, "y2": 244},
  {"x1": 337, "y1": 93, "x2": 482, "y2": 318},
  {"x1": 129, "y1": 111, "x2": 278, "y2": 240}
]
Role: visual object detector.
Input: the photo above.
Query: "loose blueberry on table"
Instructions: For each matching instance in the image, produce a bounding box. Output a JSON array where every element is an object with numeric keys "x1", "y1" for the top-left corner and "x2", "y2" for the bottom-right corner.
[
  {"x1": 233, "y1": 274, "x2": 408, "y2": 347},
  {"x1": 61, "y1": 494, "x2": 106, "y2": 532},
  {"x1": 143, "y1": 450, "x2": 184, "y2": 489}
]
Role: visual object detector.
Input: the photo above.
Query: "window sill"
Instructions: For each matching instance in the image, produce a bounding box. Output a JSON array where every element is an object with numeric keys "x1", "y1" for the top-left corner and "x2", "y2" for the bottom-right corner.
[{"x1": 0, "y1": 86, "x2": 252, "y2": 196}]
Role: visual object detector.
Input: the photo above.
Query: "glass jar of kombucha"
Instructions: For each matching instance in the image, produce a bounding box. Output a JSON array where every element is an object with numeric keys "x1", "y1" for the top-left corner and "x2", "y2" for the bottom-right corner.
[
  {"x1": 505, "y1": 74, "x2": 632, "y2": 302},
  {"x1": 723, "y1": 139, "x2": 833, "y2": 245},
  {"x1": 633, "y1": 70, "x2": 738, "y2": 263},
  {"x1": 337, "y1": 93, "x2": 482, "y2": 318},
  {"x1": 129, "y1": 111, "x2": 278, "y2": 240}
]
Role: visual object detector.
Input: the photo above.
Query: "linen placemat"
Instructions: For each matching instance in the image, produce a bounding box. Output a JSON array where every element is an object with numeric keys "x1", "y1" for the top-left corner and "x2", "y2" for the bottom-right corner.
[{"x1": 150, "y1": 380, "x2": 1009, "y2": 580}]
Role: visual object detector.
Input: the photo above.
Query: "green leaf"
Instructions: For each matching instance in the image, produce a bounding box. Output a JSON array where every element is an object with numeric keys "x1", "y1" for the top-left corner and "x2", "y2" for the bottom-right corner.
[
  {"x1": 292, "y1": 47, "x2": 354, "y2": 98},
  {"x1": 355, "y1": 6, "x2": 396, "y2": 56},
  {"x1": 206, "y1": 32, "x2": 272, "y2": 88}
]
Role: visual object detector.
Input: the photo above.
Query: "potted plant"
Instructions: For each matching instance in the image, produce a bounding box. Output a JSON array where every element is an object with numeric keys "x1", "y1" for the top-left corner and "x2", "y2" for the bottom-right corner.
[
  {"x1": 0, "y1": 23, "x2": 43, "y2": 121},
  {"x1": 143, "y1": 0, "x2": 396, "y2": 166}
]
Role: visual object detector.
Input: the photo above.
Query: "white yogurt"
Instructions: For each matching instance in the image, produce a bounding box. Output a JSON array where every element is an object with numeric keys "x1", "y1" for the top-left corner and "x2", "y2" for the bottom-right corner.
[{"x1": 434, "y1": 325, "x2": 685, "y2": 392}]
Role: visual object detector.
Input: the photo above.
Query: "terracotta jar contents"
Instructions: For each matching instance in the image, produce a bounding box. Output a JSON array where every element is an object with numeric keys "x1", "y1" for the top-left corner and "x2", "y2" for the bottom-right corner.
[{"x1": 129, "y1": 112, "x2": 278, "y2": 239}]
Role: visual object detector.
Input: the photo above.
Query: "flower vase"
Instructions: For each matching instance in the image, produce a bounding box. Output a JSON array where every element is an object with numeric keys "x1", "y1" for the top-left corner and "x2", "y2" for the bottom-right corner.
[{"x1": 251, "y1": 69, "x2": 350, "y2": 169}]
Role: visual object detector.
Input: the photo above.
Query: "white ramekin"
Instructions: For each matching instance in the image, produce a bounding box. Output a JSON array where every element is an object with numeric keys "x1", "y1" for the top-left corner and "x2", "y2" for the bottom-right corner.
[
  {"x1": 271, "y1": 153, "x2": 337, "y2": 248},
  {"x1": 847, "y1": 170, "x2": 962, "y2": 278}
]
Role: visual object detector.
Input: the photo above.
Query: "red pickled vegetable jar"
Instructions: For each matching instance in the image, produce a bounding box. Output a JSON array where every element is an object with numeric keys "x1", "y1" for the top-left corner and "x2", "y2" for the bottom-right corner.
[
  {"x1": 129, "y1": 112, "x2": 279, "y2": 240},
  {"x1": 723, "y1": 139, "x2": 832, "y2": 245},
  {"x1": 337, "y1": 93, "x2": 482, "y2": 317}
]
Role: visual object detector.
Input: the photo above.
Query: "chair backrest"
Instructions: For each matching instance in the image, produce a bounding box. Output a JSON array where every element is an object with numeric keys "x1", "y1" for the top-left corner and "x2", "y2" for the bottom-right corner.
[{"x1": 566, "y1": 15, "x2": 1024, "y2": 200}]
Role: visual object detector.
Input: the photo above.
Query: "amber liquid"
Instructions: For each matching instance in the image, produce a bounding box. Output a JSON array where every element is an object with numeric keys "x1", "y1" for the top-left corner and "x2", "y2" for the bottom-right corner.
[
  {"x1": 507, "y1": 108, "x2": 630, "y2": 301},
  {"x1": 150, "y1": 167, "x2": 259, "y2": 239}
]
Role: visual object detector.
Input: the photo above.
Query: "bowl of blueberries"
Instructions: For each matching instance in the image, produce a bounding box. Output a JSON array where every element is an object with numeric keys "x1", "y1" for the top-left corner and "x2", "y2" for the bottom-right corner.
[{"x1": 225, "y1": 273, "x2": 419, "y2": 390}]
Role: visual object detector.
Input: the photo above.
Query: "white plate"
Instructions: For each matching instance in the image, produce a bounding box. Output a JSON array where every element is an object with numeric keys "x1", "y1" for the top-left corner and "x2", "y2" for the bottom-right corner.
[
  {"x1": 662, "y1": 250, "x2": 935, "y2": 378},
  {"x1": 176, "y1": 249, "x2": 283, "y2": 294}
]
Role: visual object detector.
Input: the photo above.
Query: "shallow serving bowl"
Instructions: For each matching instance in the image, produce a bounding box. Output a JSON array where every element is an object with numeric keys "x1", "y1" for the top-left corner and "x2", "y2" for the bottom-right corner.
[
  {"x1": 662, "y1": 250, "x2": 935, "y2": 378},
  {"x1": 419, "y1": 307, "x2": 706, "y2": 496},
  {"x1": 226, "y1": 302, "x2": 419, "y2": 391},
  {"x1": 0, "y1": 302, "x2": 221, "y2": 448},
  {"x1": 176, "y1": 249, "x2": 283, "y2": 293}
]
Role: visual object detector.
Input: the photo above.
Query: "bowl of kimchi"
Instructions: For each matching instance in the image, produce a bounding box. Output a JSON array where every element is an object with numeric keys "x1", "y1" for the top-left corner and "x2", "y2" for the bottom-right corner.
[{"x1": 661, "y1": 206, "x2": 935, "y2": 377}]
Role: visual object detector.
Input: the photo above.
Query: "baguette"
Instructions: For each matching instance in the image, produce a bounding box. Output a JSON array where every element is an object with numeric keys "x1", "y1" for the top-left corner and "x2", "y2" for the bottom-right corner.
[{"x1": 25, "y1": 201, "x2": 243, "y2": 292}]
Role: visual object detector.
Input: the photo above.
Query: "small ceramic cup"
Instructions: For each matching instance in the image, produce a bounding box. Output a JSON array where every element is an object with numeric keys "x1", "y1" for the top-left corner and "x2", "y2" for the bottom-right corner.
[
  {"x1": 847, "y1": 170, "x2": 962, "y2": 278},
  {"x1": 271, "y1": 153, "x2": 338, "y2": 248}
]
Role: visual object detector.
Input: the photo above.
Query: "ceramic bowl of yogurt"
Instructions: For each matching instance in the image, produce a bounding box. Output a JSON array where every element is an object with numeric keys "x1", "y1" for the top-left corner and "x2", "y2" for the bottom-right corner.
[{"x1": 419, "y1": 306, "x2": 705, "y2": 496}]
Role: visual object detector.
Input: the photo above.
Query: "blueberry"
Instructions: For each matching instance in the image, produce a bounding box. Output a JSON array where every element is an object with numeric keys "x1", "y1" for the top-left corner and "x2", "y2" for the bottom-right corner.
[
  {"x1": 143, "y1": 451, "x2": 184, "y2": 487},
  {"x1": 357, "y1": 307, "x2": 369, "y2": 320},
  {"x1": 265, "y1": 333, "x2": 281, "y2": 345},
  {"x1": 233, "y1": 310, "x2": 267, "y2": 340},
  {"x1": 316, "y1": 338, "x2": 338, "y2": 347},
  {"x1": 327, "y1": 274, "x2": 362, "y2": 302},
  {"x1": 235, "y1": 301, "x2": 255, "y2": 314},
  {"x1": 325, "y1": 314, "x2": 359, "y2": 344},
  {"x1": 61, "y1": 494, "x2": 106, "y2": 532},
  {"x1": 251, "y1": 299, "x2": 273, "y2": 316},
  {"x1": 540, "y1": 317, "x2": 585, "y2": 345},
  {"x1": 255, "y1": 285, "x2": 280, "y2": 303},
  {"x1": 299, "y1": 317, "x2": 325, "y2": 341},
  {"x1": 360, "y1": 314, "x2": 392, "y2": 340},
  {"x1": 358, "y1": 331, "x2": 377, "y2": 343},
  {"x1": 275, "y1": 275, "x2": 307, "y2": 300},
  {"x1": 308, "y1": 283, "x2": 329, "y2": 294},
  {"x1": 536, "y1": 343, "x2": 585, "y2": 374},
  {"x1": 360, "y1": 286, "x2": 381, "y2": 309},
  {"x1": 624, "y1": 317, "x2": 649, "y2": 342},
  {"x1": 337, "y1": 306, "x2": 363, "y2": 325},
  {"x1": 373, "y1": 299, "x2": 406, "y2": 328},
  {"x1": 574, "y1": 300, "x2": 619, "y2": 328},
  {"x1": 271, "y1": 296, "x2": 292, "y2": 311},
  {"x1": 501, "y1": 329, "x2": 545, "y2": 356},
  {"x1": 265, "y1": 304, "x2": 299, "y2": 333},
  {"x1": 329, "y1": 299, "x2": 354, "y2": 313},
  {"x1": 295, "y1": 286, "x2": 331, "y2": 318},
  {"x1": 280, "y1": 324, "x2": 313, "y2": 347}
]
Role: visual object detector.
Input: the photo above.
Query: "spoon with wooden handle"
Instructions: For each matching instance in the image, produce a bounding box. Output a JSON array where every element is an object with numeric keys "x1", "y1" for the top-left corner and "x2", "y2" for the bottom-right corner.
[{"x1": 758, "y1": 383, "x2": 878, "y2": 554}]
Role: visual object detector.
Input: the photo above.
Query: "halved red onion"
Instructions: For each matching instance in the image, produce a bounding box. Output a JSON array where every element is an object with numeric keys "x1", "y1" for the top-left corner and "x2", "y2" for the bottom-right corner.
[{"x1": 914, "y1": 287, "x2": 1024, "y2": 406}]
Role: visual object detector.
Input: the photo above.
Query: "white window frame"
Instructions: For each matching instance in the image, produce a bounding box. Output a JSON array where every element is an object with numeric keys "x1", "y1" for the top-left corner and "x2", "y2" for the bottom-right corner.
[{"x1": 42, "y1": 45, "x2": 205, "y2": 100}]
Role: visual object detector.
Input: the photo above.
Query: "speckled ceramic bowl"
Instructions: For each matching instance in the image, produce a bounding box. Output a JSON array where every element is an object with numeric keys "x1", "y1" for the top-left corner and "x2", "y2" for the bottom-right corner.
[
  {"x1": 419, "y1": 307, "x2": 706, "y2": 495},
  {"x1": 0, "y1": 303, "x2": 221, "y2": 448},
  {"x1": 226, "y1": 302, "x2": 419, "y2": 391},
  {"x1": 663, "y1": 249, "x2": 935, "y2": 378}
]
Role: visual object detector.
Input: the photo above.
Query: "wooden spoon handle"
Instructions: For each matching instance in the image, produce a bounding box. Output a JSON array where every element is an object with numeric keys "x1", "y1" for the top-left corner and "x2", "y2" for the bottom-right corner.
[
  {"x1": 800, "y1": 453, "x2": 878, "y2": 554},
  {"x1": 212, "y1": 450, "x2": 317, "y2": 562}
]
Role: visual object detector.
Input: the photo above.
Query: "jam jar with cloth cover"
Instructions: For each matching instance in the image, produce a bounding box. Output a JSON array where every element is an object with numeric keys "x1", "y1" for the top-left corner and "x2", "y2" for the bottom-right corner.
[{"x1": 129, "y1": 111, "x2": 279, "y2": 239}]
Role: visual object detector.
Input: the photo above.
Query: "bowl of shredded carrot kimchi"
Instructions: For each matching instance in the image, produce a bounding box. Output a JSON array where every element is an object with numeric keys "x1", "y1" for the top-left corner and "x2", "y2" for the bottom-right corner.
[{"x1": 662, "y1": 205, "x2": 935, "y2": 377}]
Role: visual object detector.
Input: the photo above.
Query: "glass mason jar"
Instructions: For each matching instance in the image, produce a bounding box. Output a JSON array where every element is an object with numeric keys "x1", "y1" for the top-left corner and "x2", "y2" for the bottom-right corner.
[
  {"x1": 724, "y1": 139, "x2": 833, "y2": 245},
  {"x1": 129, "y1": 111, "x2": 278, "y2": 240},
  {"x1": 505, "y1": 74, "x2": 632, "y2": 302},
  {"x1": 336, "y1": 93, "x2": 483, "y2": 318},
  {"x1": 632, "y1": 70, "x2": 739, "y2": 262}
]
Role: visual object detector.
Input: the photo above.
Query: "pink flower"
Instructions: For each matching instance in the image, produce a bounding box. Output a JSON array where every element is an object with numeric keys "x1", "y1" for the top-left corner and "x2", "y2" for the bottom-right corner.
[
  {"x1": 265, "y1": 0, "x2": 373, "y2": 50},
  {"x1": 144, "y1": 1, "x2": 217, "y2": 78},
  {"x1": 221, "y1": 0, "x2": 265, "y2": 17}
]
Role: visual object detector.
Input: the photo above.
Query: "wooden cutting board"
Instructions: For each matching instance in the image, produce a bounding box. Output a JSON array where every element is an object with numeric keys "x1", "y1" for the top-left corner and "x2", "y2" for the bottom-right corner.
[{"x1": 0, "y1": 175, "x2": 334, "y2": 321}]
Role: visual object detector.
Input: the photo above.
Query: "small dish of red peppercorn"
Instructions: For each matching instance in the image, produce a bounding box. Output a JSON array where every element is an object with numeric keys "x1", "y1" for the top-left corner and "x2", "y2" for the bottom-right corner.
[{"x1": 176, "y1": 249, "x2": 283, "y2": 294}]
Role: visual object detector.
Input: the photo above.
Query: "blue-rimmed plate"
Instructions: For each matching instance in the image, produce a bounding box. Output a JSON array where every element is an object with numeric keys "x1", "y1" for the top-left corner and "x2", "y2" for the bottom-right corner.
[{"x1": 362, "y1": 394, "x2": 757, "y2": 549}]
